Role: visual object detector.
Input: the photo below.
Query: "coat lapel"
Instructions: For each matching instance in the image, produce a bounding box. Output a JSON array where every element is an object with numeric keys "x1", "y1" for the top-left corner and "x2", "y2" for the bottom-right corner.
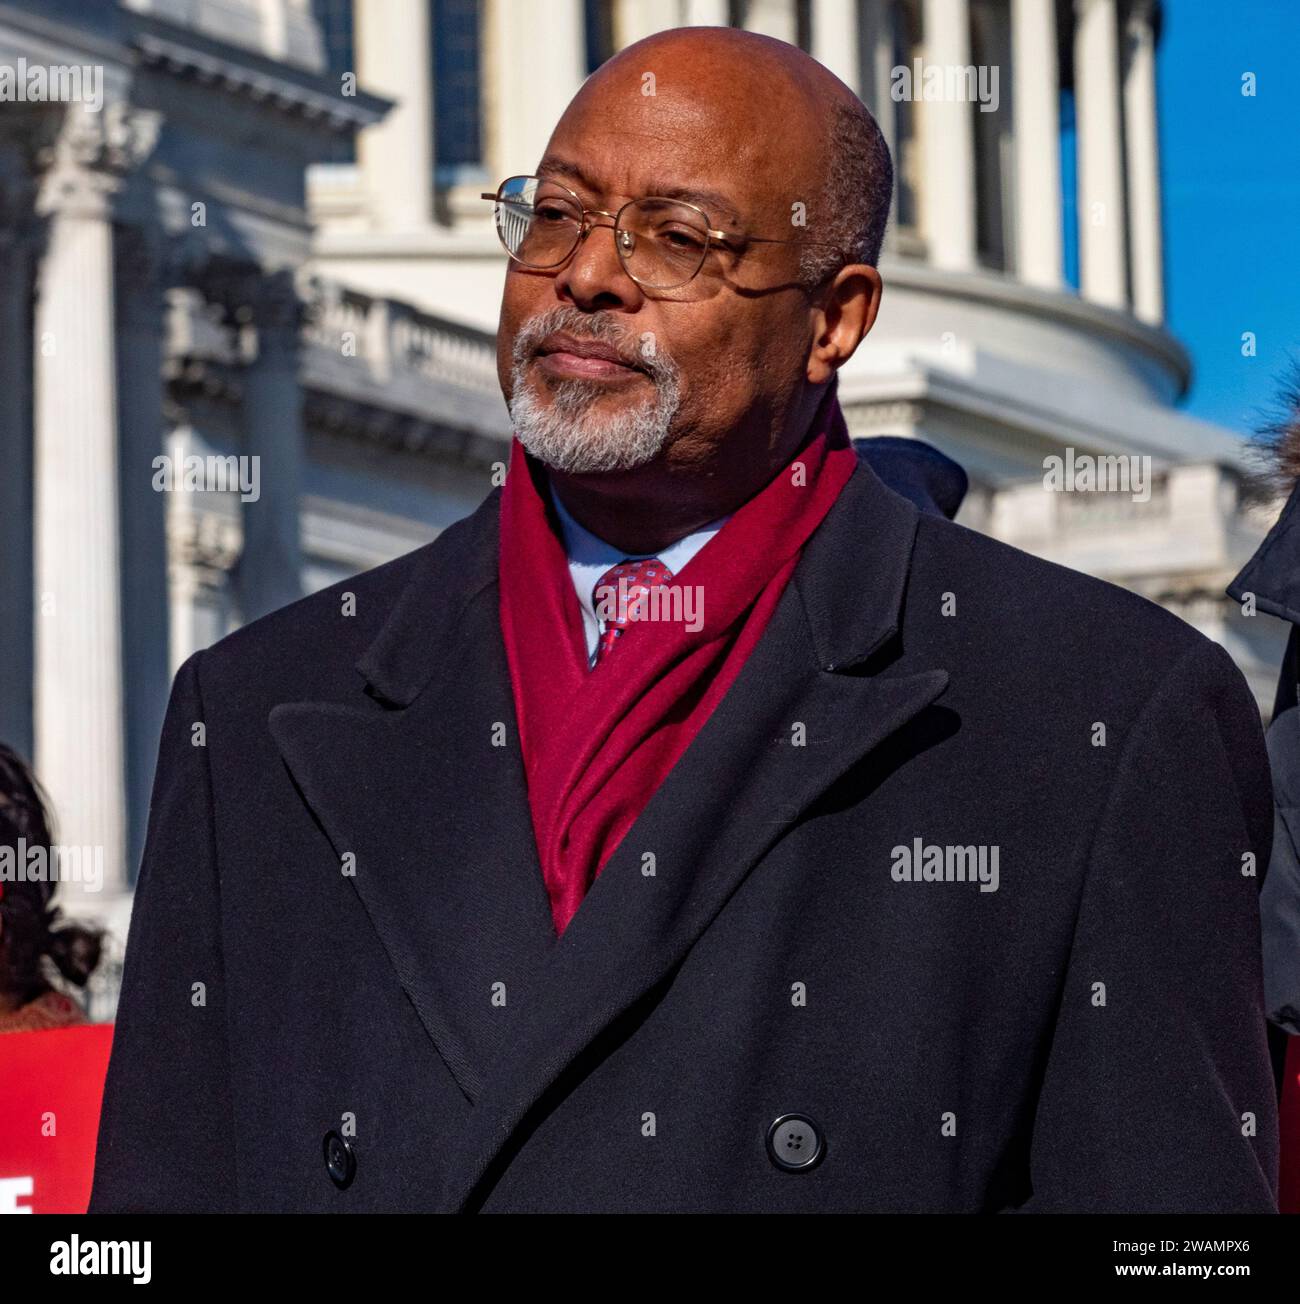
[
  {"x1": 438, "y1": 460, "x2": 950, "y2": 1211},
  {"x1": 267, "y1": 490, "x2": 557, "y2": 1104}
]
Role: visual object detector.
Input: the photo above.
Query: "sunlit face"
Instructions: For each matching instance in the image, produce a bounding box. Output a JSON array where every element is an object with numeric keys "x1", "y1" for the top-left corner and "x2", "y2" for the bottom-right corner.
[{"x1": 495, "y1": 59, "x2": 824, "y2": 482}]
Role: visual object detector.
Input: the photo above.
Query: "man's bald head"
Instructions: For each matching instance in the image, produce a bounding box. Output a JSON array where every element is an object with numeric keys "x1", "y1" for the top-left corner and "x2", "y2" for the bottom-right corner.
[{"x1": 573, "y1": 26, "x2": 893, "y2": 287}]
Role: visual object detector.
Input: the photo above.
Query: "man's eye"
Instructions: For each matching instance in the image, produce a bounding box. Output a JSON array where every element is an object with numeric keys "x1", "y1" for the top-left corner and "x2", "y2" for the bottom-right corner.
[
  {"x1": 656, "y1": 227, "x2": 706, "y2": 250},
  {"x1": 535, "y1": 204, "x2": 575, "y2": 223}
]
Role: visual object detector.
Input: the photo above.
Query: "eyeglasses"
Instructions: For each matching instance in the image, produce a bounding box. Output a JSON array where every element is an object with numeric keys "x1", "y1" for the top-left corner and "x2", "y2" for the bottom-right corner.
[{"x1": 481, "y1": 174, "x2": 845, "y2": 291}]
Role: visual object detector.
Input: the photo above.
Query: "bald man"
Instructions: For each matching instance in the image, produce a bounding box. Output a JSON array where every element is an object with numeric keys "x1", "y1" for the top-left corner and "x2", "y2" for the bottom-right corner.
[{"x1": 91, "y1": 28, "x2": 1277, "y2": 1213}]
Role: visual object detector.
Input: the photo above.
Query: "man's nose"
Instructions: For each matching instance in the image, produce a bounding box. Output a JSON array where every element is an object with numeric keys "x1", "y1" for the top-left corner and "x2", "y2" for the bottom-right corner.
[{"x1": 554, "y1": 218, "x2": 640, "y2": 309}]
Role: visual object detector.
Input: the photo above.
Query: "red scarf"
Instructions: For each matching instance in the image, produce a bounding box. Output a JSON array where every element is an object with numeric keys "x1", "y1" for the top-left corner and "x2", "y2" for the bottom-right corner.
[{"x1": 498, "y1": 386, "x2": 858, "y2": 937}]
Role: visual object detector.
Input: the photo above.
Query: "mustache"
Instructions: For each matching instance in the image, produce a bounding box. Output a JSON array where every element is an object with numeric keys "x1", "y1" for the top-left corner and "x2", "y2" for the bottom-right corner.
[{"x1": 513, "y1": 308, "x2": 673, "y2": 377}]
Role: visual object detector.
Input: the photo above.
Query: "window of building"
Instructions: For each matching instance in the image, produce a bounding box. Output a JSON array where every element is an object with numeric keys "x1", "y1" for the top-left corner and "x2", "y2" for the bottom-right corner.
[
  {"x1": 795, "y1": 0, "x2": 812, "y2": 51},
  {"x1": 313, "y1": 0, "x2": 355, "y2": 75},
  {"x1": 312, "y1": 0, "x2": 356, "y2": 162},
  {"x1": 585, "y1": 0, "x2": 616, "y2": 73},
  {"x1": 1056, "y1": 0, "x2": 1080, "y2": 289},
  {"x1": 432, "y1": 0, "x2": 484, "y2": 184},
  {"x1": 971, "y1": 0, "x2": 1012, "y2": 271},
  {"x1": 1059, "y1": 85, "x2": 1079, "y2": 289}
]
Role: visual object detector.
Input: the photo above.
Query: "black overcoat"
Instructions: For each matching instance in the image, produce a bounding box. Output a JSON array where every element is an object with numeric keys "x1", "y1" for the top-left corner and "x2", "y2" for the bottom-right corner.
[{"x1": 89, "y1": 452, "x2": 1279, "y2": 1213}]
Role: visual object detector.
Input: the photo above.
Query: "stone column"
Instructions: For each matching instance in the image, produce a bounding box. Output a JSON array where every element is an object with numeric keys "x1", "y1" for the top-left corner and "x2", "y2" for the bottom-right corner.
[
  {"x1": 259, "y1": 0, "x2": 290, "y2": 61},
  {"x1": 488, "y1": 0, "x2": 585, "y2": 175},
  {"x1": 743, "y1": 0, "x2": 798, "y2": 44},
  {"x1": 355, "y1": 0, "x2": 434, "y2": 229},
  {"x1": 237, "y1": 269, "x2": 306, "y2": 623},
  {"x1": 812, "y1": 0, "x2": 861, "y2": 92},
  {"x1": 1123, "y1": 0, "x2": 1163, "y2": 323},
  {"x1": 1074, "y1": 0, "x2": 1128, "y2": 308},
  {"x1": 1011, "y1": 0, "x2": 1063, "y2": 287},
  {"x1": 681, "y1": 0, "x2": 729, "y2": 25},
  {"x1": 32, "y1": 103, "x2": 160, "y2": 915},
  {"x1": 615, "y1": 0, "x2": 681, "y2": 45},
  {"x1": 920, "y1": 0, "x2": 977, "y2": 271}
]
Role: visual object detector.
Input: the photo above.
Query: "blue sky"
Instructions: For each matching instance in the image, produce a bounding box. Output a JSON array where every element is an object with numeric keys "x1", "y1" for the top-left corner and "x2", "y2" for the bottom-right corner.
[{"x1": 1158, "y1": 0, "x2": 1300, "y2": 434}]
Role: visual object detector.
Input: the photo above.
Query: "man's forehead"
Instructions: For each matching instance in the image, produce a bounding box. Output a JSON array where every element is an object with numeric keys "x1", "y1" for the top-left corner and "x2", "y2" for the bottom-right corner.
[
  {"x1": 535, "y1": 153, "x2": 748, "y2": 228},
  {"x1": 543, "y1": 73, "x2": 802, "y2": 225}
]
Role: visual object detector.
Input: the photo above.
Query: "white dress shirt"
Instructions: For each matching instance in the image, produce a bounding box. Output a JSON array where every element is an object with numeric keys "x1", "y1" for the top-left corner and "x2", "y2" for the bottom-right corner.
[{"x1": 547, "y1": 479, "x2": 730, "y2": 667}]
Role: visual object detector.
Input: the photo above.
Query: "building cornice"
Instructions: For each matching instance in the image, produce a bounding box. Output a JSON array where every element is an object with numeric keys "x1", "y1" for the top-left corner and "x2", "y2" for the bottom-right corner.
[
  {"x1": 878, "y1": 256, "x2": 1193, "y2": 399},
  {"x1": 837, "y1": 356, "x2": 1253, "y2": 478},
  {"x1": 0, "y1": 5, "x2": 390, "y2": 138},
  {"x1": 129, "y1": 20, "x2": 389, "y2": 137}
]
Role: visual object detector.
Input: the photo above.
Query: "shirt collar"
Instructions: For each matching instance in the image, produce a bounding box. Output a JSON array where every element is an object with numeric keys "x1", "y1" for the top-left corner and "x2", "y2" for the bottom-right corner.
[{"x1": 547, "y1": 477, "x2": 730, "y2": 623}]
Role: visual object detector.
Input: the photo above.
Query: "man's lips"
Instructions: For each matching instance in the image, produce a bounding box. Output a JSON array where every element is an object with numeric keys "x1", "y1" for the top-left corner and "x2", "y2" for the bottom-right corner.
[{"x1": 535, "y1": 332, "x2": 646, "y2": 381}]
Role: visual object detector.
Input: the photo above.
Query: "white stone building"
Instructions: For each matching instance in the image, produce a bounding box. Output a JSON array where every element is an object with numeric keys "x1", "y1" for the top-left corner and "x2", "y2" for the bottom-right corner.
[{"x1": 0, "y1": 0, "x2": 1282, "y2": 1016}]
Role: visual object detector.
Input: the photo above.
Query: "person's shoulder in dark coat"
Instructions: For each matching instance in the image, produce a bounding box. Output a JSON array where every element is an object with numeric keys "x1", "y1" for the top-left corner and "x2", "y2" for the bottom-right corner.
[
  {"x1": 1227, "y1": 367, "x2": 1300, "y2": 1041},
  {"x1": 1262, "y1": 707, "x2": 1300, "y2": 1034}
]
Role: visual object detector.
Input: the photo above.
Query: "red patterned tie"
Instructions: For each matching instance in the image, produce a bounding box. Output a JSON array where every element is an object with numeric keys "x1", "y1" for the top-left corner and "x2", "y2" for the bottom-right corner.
[{"x1": 592, "y1": 557, "x2": 675, "y2": 666}]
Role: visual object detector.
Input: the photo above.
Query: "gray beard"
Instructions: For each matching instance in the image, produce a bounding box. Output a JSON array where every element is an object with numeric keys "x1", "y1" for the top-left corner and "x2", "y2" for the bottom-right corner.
[{"x1": 507, "y1": 314, "x2": 682, "y2": 475}]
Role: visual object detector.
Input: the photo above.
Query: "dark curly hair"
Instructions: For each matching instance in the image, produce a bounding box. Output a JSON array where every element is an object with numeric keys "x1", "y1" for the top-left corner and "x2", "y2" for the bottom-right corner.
[
  {"x1": 1254, "y1": 357, "x2": 1300, "y2": 493},
  {"x1": 0, "y1": 743, "x2": 103, "y2": 1005}
]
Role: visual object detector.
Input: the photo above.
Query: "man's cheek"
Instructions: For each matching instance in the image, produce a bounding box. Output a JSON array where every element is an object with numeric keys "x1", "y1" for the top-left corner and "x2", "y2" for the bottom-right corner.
[
  {"x1": 498, "y1": 274, "x2": 532, "y2": 342},
  {"x1": 497, "y1": 301, "x2": 531, "y2": 391},
  {"x1": 681, "y1": 358, "x2": 740, "y2": 410},
  {"x1": 496, "y1": 334, "x2": 515, "y2": 398}
]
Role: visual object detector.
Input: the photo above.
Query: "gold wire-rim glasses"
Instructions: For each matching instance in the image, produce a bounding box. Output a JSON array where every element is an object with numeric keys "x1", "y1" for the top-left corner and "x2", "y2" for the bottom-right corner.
[{"x1": 481, "y1": 174, "x2": 847, "y2": 290}]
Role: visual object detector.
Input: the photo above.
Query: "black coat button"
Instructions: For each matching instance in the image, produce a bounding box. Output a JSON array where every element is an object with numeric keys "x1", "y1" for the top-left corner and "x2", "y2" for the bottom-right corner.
[
  {"x1": 323, "y1": 1130, "x2": 356, "y2": 1189},
  {"x1": 766, "y1": 1113, "x2": 824, "y2": 1171}
]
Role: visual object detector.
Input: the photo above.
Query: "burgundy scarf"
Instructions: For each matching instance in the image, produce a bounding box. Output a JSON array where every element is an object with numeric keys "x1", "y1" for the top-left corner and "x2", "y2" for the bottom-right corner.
[{"x1": 498, "y1": 387, "x2": 858, "y2": 937}]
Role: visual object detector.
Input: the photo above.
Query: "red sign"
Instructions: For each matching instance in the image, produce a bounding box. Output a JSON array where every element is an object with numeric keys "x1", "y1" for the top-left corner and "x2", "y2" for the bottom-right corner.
[{"x1": 0, "y1": 1023, "x2": 114, "y2": 1215}]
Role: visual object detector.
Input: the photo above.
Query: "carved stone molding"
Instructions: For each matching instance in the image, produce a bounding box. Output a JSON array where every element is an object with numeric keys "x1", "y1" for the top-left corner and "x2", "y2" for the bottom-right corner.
[
  {"x1": 844, "y1": 401, "x2": 925, "y2": 439},
  {"x1": 32, "y1": 102, "x2": 162, "y2": 221},
  {"x1": 131, "y1": 30, "x2": 385, "y2": 135},
  {"x1": 166, "y1": 505, "x2": 241, "y2": 582}
]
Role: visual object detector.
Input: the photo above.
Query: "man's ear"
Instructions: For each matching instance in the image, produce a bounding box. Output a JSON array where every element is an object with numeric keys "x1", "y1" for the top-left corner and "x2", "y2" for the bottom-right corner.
[{"x1": 806, "y1": 264, "x2": 883, "y2": 385}]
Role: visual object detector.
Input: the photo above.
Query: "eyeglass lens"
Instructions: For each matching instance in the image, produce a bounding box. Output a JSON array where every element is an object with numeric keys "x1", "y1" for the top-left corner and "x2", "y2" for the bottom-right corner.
[{"x1": 494, "y1": 176, "x2": 711, "y2": 288}]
